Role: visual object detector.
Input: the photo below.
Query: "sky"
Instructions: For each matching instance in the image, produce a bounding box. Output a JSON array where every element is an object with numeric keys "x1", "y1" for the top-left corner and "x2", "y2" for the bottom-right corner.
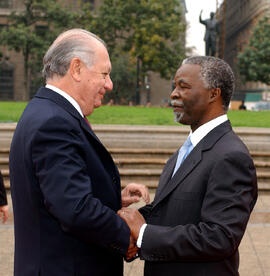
[{"x1": 185, "y1": 0, "x2": 221, "y2": 55}]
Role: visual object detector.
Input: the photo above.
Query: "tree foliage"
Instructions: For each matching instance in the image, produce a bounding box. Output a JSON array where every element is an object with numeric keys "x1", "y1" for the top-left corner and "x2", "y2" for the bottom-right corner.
[
  {"x1": 0, "y1": 0, "x2": 76, "y2": 98},
  {"x1": 90, "y1": 0, "x2": 186, "y2": 78},
  {"x1": 103, "y1": 53, "x2": 137, "y2": 104},
  {"x1": 0, "y1": 0, "x2": 186, "y2": 102},
  {"x1": 79, "y1": 0, "x2": 186, "y2": 103},
  {"x1": 238, "y1": 16, "x2": 270, "y2": 85}
]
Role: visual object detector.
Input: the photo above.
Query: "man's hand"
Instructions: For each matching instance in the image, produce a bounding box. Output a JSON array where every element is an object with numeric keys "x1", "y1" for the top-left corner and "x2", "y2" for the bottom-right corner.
[
  {"x1": 118, "y1": 207, "x2": 145, "y2": 240},
  {"x1": 126, "y1": 235, "x2": 139, "y2": 261},
  {"x1": 0, "y1": 205, "x2": 8, "y2": 224},
  {"x1": 121, "y1": 183, "x2": 150, "y2": 207}
]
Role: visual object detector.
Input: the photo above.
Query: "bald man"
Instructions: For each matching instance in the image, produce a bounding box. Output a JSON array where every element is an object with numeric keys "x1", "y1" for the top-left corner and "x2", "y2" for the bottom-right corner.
[{"x1": 10, "y1": 29, "x2": 149, "y2": 276}]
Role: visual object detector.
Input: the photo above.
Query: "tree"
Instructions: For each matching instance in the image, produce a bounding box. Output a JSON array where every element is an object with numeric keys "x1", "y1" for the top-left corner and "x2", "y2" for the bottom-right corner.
[
  {"x1": 80, "y1": 0, "x2": 186, "y2": 103},
  {"x1": 93, "y1": 0, "x2": 185, "y2": 78},
  {"x1": 238, "y1": 16, "x2": 270, "y2": 85},
  {"x1": 0, "y1": 0, "x2": 76, "y2": 99},
  {"x1": 104, "y1": 53, "x2": 137, "y2": 104},
  {"x1": 0, "y1": 0, "x2": 186, "y2": 102}
]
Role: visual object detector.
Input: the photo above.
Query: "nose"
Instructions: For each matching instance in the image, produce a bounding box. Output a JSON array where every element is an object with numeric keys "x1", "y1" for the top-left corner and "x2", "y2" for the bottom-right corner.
[
  {"x1": 105, "y1": 75, "x2": 113, "y2": 91},
  {"x1": 170, "y1": 89, "x2": 180, "y2": 100}
]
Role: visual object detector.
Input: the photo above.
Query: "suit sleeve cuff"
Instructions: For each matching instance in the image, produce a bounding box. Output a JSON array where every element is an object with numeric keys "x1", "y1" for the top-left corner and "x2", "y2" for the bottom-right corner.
[{"x1": 136, "y1": 223, "x2": 147, "y2": 248}]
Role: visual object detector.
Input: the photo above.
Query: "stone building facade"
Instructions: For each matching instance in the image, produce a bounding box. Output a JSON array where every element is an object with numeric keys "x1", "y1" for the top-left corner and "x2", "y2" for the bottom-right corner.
[
  {"x1": 217, "y1": 0, "x2": 270, "y2": 104},
  {"x1": 0, "y1": 0, "x2": 24, "y2": 100},
  {"x1": 0, "y1": 0, "x2": 96, "y2": 101},
  {"x1": 0, "y1": 0, "x2": 186, "y2": 105}
]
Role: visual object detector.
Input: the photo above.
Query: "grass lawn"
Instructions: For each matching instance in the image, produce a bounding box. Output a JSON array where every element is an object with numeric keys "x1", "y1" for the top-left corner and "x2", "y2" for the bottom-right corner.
[{"x1": 0, "y1": 102, "x2": 270, "y2": 127}]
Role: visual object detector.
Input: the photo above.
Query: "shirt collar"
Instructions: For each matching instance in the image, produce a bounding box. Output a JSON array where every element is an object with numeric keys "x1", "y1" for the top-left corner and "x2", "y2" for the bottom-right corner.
[
  {"x1": 45, "y1": 84, "x2": 84, "y2": 117},
  {"x1": 189, "y1": 114, "x2": 228, "y2": 147}
]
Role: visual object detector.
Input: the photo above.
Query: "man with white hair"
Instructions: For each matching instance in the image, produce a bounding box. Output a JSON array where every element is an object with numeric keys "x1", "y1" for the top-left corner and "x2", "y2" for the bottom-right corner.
[{"x1": 10, "y1": 29, "x2": 149, "y2": 276}]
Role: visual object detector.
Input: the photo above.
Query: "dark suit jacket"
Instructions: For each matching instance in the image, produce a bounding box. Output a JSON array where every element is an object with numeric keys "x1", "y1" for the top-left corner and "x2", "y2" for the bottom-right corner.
[
  {"x1": 139, "y1": 121, "x2": 257, "y2": 276},
  {"x1": 9, "y1": 87, "x2": 130, "y2": 276},
  {"x1": 0, "y1": 171, "x2": 7, "y2": 206}
]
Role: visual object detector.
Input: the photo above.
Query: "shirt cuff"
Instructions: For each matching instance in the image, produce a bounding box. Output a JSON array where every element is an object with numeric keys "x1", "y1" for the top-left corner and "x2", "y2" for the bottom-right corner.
[{"x1": 136, "y1": 223, "x2": 147, "y2": 248}]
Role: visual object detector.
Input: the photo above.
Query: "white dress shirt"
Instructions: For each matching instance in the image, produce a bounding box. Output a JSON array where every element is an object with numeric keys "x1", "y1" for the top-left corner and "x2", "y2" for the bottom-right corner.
[
  {"x1": 45, "y1": 84, "x2": 84, "y2": 117},
  {"x1": 137, "y1": 114, "x2": 229, "y2": 248}
]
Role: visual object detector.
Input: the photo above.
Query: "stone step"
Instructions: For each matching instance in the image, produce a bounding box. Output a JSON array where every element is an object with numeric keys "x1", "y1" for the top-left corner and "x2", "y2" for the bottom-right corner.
[
  {"x1": 255, "y1": 161, "x2": 270, "y2": 172},
  {"x1": 111, "y1": 149, "x2": 270, "y2": 162},
  {"x1": 121, "y1": 180, "x2": 158, "y2": 189},
  {"x1": 2, "y1": 155, "x2": 270, "y2": 172},
  {"x1": 2, "y1": 123, "x2": 270, "y2": 151},
  {"x1": 0, "y1": 157, "x2": 9, "y2": 169},
  {"x1": 119, "y1": 169, "x2": 162, "y2": 184},
  {"x1": 111, "y1": 149, "x2": 270, "y2": 163},
  {"x1": 114, "y1": 158, "x2": 167, "y2": 169},
  {"x1": 3, "y1": 168, "x2": 270, "y2": 191},
  {"x1": 116, "y1": 158, "x2": 270, "y2": 172},
  {"x1": 109, "y1": 148, "x2": 175, "y2": 159},
  {"x1": 258, "y1": 182, "x2": 270, "y2": 192},
  {"x1": 1, "y1": 123, "x2": 270, "y2": 192},
  {"x1": 93, "y1": 125, "x2": 270, "y2": 152},
  {"x1": 249, "y1": 210, "x2": 270, "y2": 224},
  {"x1": 0, "y1": 148, "x2": 10, "y2": 158},
  {"x1": 1, "y1": 147, "x2": 270, "y2": 161},
  {"x1": 119, "y1": 167, "x2": 270, "y2": 179},
  {"x1": 250, "y1": 151, "x2": 270, "y2": 162}
]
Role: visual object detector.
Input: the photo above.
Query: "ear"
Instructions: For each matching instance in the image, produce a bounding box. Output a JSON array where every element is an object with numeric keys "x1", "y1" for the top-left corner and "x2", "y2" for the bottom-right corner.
[
  {"x1": 69, "y1": 58, "x2": 83, "y2": 82},
  {"x1": 209, "y1": 88, "x2": 221, "y2": 103}
]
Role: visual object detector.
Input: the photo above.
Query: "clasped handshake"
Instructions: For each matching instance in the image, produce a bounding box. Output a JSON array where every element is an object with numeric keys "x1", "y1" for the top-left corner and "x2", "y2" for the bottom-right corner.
[{"x1": 119, "y1": 183, "x2": 150, "y2": 260}]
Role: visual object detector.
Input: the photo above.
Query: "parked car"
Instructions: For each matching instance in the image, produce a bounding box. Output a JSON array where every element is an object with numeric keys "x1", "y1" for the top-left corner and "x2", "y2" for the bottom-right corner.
[{"x1": 252, "y1": 101, "x2": 270, "y2": 111}]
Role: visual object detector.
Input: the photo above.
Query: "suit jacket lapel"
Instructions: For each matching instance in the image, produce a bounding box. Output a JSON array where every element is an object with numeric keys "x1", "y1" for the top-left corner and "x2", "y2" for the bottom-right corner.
[
  {"x1": 153, "y1": 146, "x2": 202, "y2": 207},
  {"x1": 35, "y1": 87, "x2": 120, "y2": 191},
  {"x1": 154, "y1": 152, "x2": 177, "y2": 199},
  {"x1": 35, "y1": 87, "x2": 103, "y2": 146},
  {"x1": 153, "y1": 121, "x2": 232, "y2": 208}
]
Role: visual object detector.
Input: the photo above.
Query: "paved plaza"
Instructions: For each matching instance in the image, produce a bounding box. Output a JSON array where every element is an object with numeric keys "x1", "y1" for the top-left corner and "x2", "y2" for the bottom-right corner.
[{"x1": 1, "y1": 192, "x2": 270, "y2": 276}]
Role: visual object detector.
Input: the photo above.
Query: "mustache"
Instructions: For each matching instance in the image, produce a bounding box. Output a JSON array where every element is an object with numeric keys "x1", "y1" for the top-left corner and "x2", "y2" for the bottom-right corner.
[{"x1": 171, "y1": 99, "x2": 183, "y2": 106}]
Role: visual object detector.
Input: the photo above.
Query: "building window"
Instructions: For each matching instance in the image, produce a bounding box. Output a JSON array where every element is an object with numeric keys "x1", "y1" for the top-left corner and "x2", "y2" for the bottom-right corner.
[
  {"x1": 83, "y1": 0, "x2": 95, "y2": 3},
  {"x1": 35, "y1": 25, "x2": 48, "y2": 36},
  {"x1": 0, "y1": 24, "x2": 7, "y2": 29},
  {"x1": 0, "y1": 65, "x2": 14, "y2": 100},
  {"x1": 82, "y1": 0, "x2": 95, "y2": 9},
  {"x1": 0, "y1": 0, "x2": 12, "y2": 9}
]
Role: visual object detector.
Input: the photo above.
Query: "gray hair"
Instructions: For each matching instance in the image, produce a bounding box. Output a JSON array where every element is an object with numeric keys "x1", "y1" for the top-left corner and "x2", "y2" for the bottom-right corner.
[
  {"x1": 42, "y1": 29, "x2": 106, "y2": 80},
  {"x1": 182, "y1": 56, "x2": 235, "y2": 111}
]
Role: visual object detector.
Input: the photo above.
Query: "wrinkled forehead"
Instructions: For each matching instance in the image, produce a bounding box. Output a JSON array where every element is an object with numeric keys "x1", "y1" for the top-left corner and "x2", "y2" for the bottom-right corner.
[
  {"x1": 92, "y1": 44, "x2": 111, "y2": 70},
  {"x1": 175, "y1": 64, "x2": 202, "y2": 80}
]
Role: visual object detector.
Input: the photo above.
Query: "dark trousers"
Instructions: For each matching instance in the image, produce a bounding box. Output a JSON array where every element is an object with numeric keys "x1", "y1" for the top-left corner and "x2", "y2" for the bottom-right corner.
[{"x1": 205, "y1": 39, "x2": 216, "y2": 56}]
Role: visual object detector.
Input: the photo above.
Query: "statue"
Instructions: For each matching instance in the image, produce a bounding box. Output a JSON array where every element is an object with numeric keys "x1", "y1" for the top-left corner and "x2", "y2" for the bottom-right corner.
[{"x1": 199, "y1": 10, "x2": 219, "y2": 56}]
